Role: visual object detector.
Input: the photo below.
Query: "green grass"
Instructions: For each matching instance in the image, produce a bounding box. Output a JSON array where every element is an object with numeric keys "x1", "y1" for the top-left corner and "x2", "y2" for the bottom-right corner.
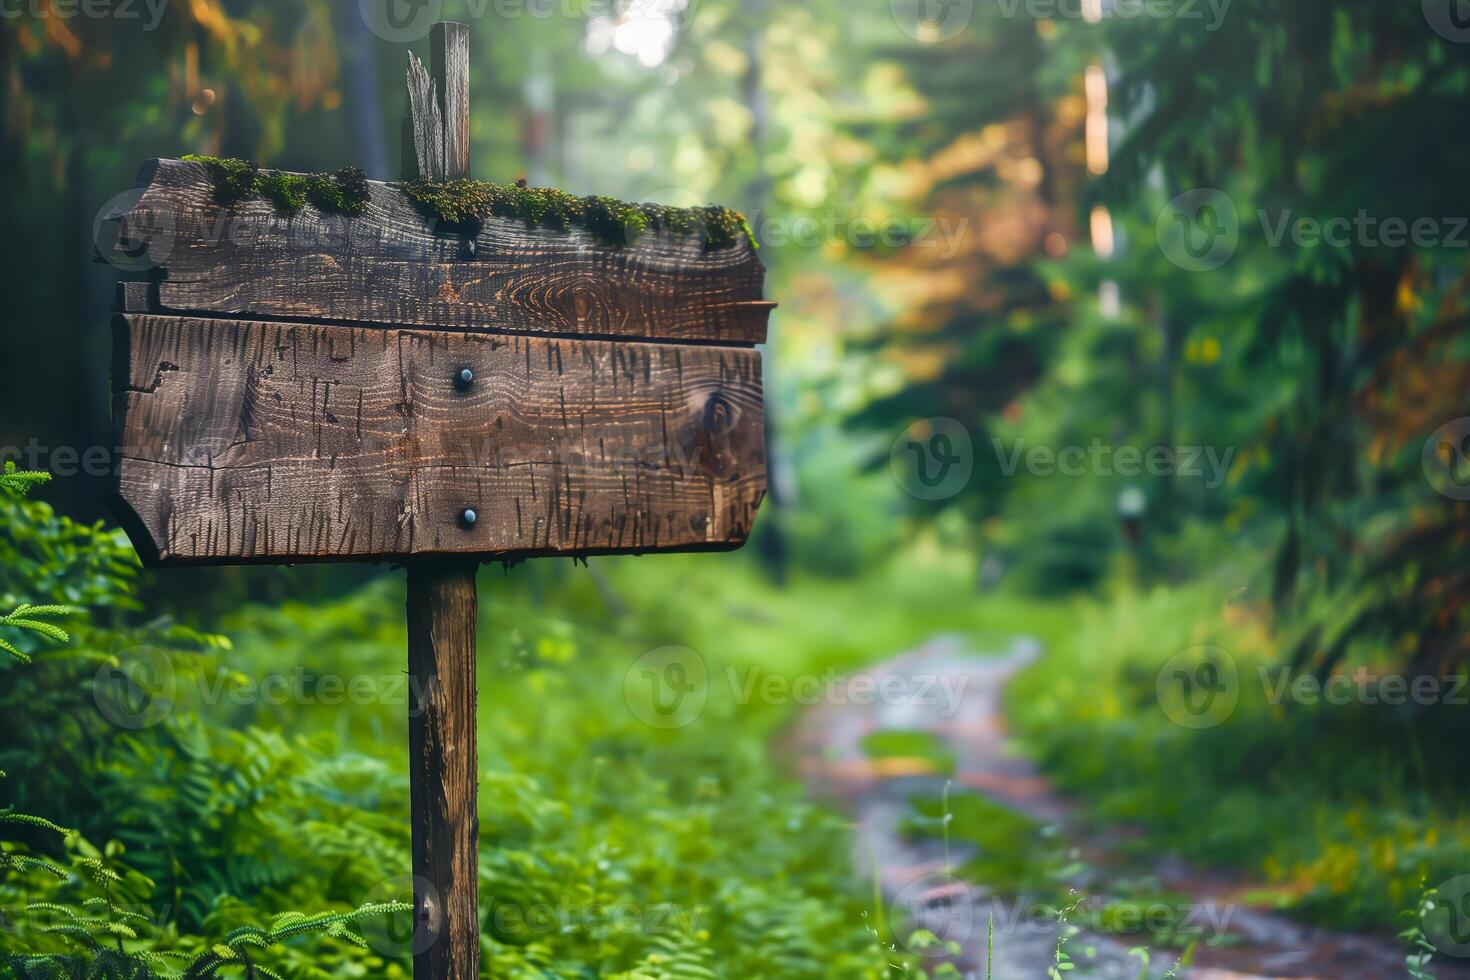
[
  {"x1": 906, "y1": 791, "x2": 1053, "y2": 895},
  {"x1": 602, "y1": 552, "x2": 1076, "y2": 695},
  {"x1": 1006, "y1": 576, "x2": 1470, "y2": 932},
  {"x1": 861, "y1": 731, "x2": 957, "y2": 776}
]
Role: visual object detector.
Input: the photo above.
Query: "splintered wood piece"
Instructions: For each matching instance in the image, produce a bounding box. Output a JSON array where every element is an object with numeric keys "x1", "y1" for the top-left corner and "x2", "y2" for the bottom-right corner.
[
  {"x1": 431, "y1": 23, "x2": 470, "y2": 182},
  {"x1": 406, "y1": 53, "x2": 445, "y2": 182},
  {"x1": 406, "y1": 562, "x2": 478, "y2": 980},
  {"x1": 111, "y1": 314, "x2": 767, "y2": 565},
  {"x1": 111, "y1": 159, "x2": 772, "y2": 345}
]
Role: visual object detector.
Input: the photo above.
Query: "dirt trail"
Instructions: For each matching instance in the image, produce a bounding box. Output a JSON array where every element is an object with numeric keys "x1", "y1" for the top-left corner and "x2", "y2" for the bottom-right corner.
[{"x1": 788, "y1": 635, "x2": 1459, "y2": 980}]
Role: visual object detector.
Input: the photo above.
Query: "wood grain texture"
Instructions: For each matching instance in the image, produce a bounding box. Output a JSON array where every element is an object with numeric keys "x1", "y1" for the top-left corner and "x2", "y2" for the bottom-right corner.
[
  {"x1": 111, "y1": 313, "x2": 766, "y2": 565},
  {"x1": 406, "y1": 562, "x2": 479, "y2": 980},
  {"x1": 110, "y1": 159, "x2": 772, "y2": 345},
  {"x1": 431, "y1": 23, "x2": 471, "y2": 182}
]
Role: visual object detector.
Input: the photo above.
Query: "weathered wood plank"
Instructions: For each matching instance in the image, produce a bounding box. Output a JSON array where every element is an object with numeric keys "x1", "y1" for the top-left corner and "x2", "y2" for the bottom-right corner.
[
  {"x1": 406, "y1": 562, "x2": 478, "y2": 980},
  {"x1": 111, "y1": 159, "x2": 772, "y2": 345},
  {"x1": 111, "y1": 313, "x2": 766, "y2": 565}
]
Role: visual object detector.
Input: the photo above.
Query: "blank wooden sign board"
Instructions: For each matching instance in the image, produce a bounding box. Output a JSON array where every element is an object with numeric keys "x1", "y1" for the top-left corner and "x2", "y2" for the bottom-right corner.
[{"x1": 103, "y1": 22, "x2": 768, "y2": 980}]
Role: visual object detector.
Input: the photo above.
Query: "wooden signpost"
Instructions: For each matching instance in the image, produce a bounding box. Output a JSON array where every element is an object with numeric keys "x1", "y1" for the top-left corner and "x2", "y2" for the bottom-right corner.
[{"x1": 103, "y1": 22, "x2": 769, "y2": 979}]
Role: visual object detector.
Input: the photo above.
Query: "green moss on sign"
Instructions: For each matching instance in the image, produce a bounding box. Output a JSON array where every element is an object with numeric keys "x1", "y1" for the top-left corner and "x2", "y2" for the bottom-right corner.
[
  {"x1": 397, "y1": 176, "x2": 757, "y2": 251},
  {"x1": 254, "y1": 171, "x2": 309, "y2": 212},
  {"x1": 180, "y1": 155, "x2": 754, "y2": 251},
  {"x1": 182, "y1": 156, "x2": 371, "y2": 216}
]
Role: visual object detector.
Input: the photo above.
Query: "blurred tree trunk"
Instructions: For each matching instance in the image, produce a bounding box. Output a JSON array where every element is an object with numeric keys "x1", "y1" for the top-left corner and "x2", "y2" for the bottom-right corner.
[
  {"x1": 72, "y1": 165, "x2": 118, "y2": 519},
  {"x1": 343, "y1": 6, "x2": 390, "y2": 179},
  {"x1": 523, "y1": 49, "x2": 556, "y2": 187},
  {"x1": 740, "y1": 0, "x2": 790, "y2": 582},
  {"x1": 1154, "y1": 309, "x2": 1181, "y2": 533}
]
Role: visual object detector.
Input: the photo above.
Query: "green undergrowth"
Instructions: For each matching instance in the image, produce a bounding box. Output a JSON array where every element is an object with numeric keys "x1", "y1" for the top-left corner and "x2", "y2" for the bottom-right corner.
[
  {"x1": 180, "y1": 154, "x2": 756, "y2": 250},
  {"x1": 1006, "y1": 576, "x2": 1470, "y2": 933},
  {"x1": 4, "y1": 476, "x2": 1030, "y2": 977},
  {"x1": 181, "y1": 154, "x2": 370, "y2": 216},
  {"x1": 0, "y1": 473, "x2": 410, "y2": 977},
  {"x1": 194, "y1": 548, "x2": 1036, "y2": 976}
]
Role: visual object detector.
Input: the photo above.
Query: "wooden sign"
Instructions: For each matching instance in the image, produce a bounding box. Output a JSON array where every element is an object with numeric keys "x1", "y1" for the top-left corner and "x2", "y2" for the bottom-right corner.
[
  {"x1": 100, "y1": 22, "x2": 770, "y2": 980},
  {"x1": 108, "y1": 162, "x2": 769, "y2": 567}
]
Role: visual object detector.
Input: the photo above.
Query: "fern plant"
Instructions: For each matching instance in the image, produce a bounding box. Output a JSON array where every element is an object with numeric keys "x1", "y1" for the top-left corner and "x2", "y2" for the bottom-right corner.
[
  {"x1": 0, "y1": 467, "x2": 409, "y2": 978},
  {"x1": 0, "y1": 461, "x2": 50, "y2": 497},
  {"x1": 0, "y1": 602, "x2": 72, "y2": 664},
  {"x1": 171, "y1": 903, "x2": 410, "y2": 980},
  {"x1": 0, "y1": 806, "x2": 70, "y2": 884}
]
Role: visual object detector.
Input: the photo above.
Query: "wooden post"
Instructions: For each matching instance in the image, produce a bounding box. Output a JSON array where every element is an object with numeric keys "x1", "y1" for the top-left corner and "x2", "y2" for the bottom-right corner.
[
  {"x1": 407, "y1": 562, "x2": 479, "y2": 980},
  {"x1": 406, "y1": 22, "x2": 479, "y2": 980}
]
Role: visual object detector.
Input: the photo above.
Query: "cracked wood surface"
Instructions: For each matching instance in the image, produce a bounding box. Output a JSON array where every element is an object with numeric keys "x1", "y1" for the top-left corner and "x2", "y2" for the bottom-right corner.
[
  {"x1": 112, "y1": 313, "x2": 766, "y2": 565},
  {"x1": 109, "y1": 158, "x2": 772, "y2": 345}
]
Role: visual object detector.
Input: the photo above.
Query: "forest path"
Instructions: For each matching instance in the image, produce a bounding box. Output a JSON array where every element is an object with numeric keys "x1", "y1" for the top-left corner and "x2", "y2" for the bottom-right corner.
[{"x1": 787, "y1": 635, "x2": 1443, "y2": 980}]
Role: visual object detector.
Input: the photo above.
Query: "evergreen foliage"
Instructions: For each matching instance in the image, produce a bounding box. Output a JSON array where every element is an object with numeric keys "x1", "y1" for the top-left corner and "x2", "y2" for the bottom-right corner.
[
  {"x1": 842, "y1": 3, "x2": 1470, "y2": 662},
  {"x1": 1086, "y1": 2, "x2": 1470, "y2": 677},
  {"x1": 0, "y1": 463, "x2": 51, "y2": 498}
]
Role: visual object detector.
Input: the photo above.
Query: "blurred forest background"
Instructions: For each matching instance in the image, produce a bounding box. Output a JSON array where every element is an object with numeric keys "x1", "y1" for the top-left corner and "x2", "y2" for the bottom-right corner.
[{"x1": 3, "y1": 0, "x2": 1470, "y2": 976}]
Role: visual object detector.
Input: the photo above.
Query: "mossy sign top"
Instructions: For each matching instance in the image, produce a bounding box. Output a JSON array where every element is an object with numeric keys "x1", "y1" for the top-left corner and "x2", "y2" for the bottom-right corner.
[{"x1": 104, "y1": 157, "x2": 771, "y2": 565}]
